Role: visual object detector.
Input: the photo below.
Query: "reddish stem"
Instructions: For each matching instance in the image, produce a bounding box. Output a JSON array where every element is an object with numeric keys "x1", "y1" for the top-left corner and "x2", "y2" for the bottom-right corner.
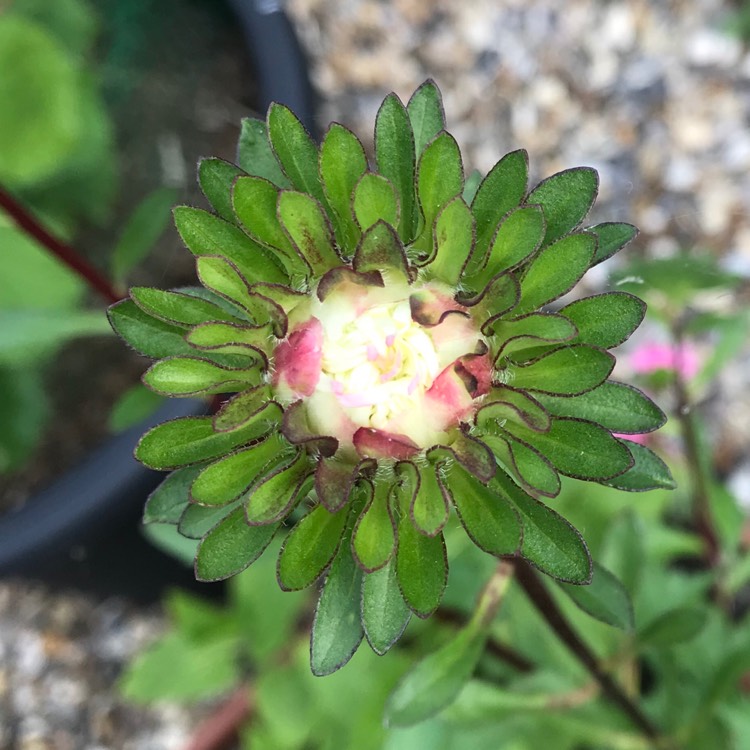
[
  {"x1": 0, "y1": 185, "x2": 122, "y2": 304},
  {"x1": 183, "y1": 685, "x2": 253, "y2": 750}
]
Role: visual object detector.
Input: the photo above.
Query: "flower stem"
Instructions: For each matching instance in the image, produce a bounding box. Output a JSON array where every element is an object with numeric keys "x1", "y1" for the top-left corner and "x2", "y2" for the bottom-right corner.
[
  {"x1": 0, "y1": 184, "x2": 122, "y2": 304},
  {"x1": 513, "y1": 560, "x2": 668, "y2": 746}
]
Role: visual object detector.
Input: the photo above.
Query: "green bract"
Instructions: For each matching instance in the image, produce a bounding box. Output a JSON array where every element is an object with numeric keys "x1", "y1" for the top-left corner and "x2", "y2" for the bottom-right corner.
[{"x1": 109, "y1": 80, "x2": 672, "y2": 675}]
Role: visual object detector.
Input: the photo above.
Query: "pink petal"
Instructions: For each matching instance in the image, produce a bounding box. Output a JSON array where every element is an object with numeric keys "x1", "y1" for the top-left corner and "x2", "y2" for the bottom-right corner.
[
  {"x1": 353, "y1": 427, "x2": 421, "y2": 460},
  {"x1": 272, "y1": 317, "x2": 323, "y2": 397},
  {"x1": 630, "y1": 341, "x2": 700, "y2": 380},
  {"x1": 425, "y1": 353, "x2": 492, "y2": 429},
  {"x1": 614, "y1": 432, "x2": 649, "y2": 445}
]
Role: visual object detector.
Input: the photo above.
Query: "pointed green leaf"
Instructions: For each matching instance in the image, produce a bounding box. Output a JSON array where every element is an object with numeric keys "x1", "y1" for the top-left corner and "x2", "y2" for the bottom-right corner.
[
  {"x1": 319, "y1": 123, "x2": 367, "y2": 253},
  {"x1": 558, "y1": 562, "x2": 634, "y2": 630},
  {"x1": 277, "y1": 190, "x2": 340, "y2": 274},
  {"x1": 143, "y1": 464, "x2": 205, "y2": 524},
  {"x1": 507, "y1": 417, "x2": 633, "y2": 481},
  {"x1": 413, "y1": 131, "x2": 463, "y2": 254},
  {"x1": 514, "y1": 232, "x2": 596, "y2": 315},
  {"x1": 109, "y1": 383, "x2": 164, "y2": 432},
  {"x1": 198, "y1": 157, "x2": 246, "y2": 222},
  {"x1": 637, "y1": 607, "x2": 707, "y2": 648},
  {"x1": 237, "y1": 117, "x2": 292, "y2": 188},
  {"x1": 396, "y1": 520, "x2": 447, "y2": 618},
  {"x1": 604, "y1": 440, "x2": 676, "y2": 492},
  {"x1": 561, "y1": 292, "x2": 646, "y2": 349},
  {"x1": 195, "y1": 506, "x2": 279, "y2": 581},
  {"x1": 510, "y1": 344, "x2": 614, "y2": 395},
  {"x1": 588, "y1": 222, "x2": 638, "y2": 266},
  {"x1": 494, "y1": 471, "x2": 592, "y2": 583},
  {"x1": 407, "y1": 80, "x2": 445, "y2": 157},
  {"x1": 470, "y1": 204, "x2": 544, "y2": 288},
  {"x1": 130, "y1": 287, "x2": 237, "y2": 327},
  {"x1": 135, "y1": 404, "x2": 281, "y2": 470},
  {"x1": 245, "y1": 450, "x2": 312, "y2": 525},
  {"x1": 277, "y1": 501, "x2": 350, "y2": 590},
  {"x1": 425, "y1": 196, "x2": 474, "y2": 283},
  {"x1": 191, "y1": 433, "x2": 288, "y2": 506},
  {"x1": 173, "y1": 206, "x2": 289, "y2": 285},
  {"x1": 527, "y1": 167, "x2": 599, "y2": 246},
  {"x1": 536, "y1": 381, "x2": 666, "y2": 434},
  {"x1": 143, "y1": 357, "x2": 261, "y2": 397},
  {"x1": 410, "y1": 463, "x2": 450, "y2": 536},
  {"x1": 108, "y1": 299, "x2": 194, "y2": 359},
  {"x1": 375, "y1": 93, "x2": 416, "y2": 241},
  {"x1": 232, "y1": 176, "x2": 309, "y2": 277},
  {"x1": 310, "y1": 536, "x2": 364, "y2": 675},
  {"x1": 448, "y1": 463, "x2": 521, "y2": 556},
  {"x1": 112, "y1": 187, "x2": 178, "y2": 283},
  {"x1": 362, "y1": 557, "x2": 411, "y2": 655},
  {"x1": 353, "y1": 172, "x2": 400, "y2": 233},
  {"x1": 468, "y1": 149, "x2": 528, "y2": 273},
  {"x1": 267, "y1": 102, "x2": 329, "y2": 210},
  {"x1": 352, "y1": 480, "x2": 397, "y2": 572}
]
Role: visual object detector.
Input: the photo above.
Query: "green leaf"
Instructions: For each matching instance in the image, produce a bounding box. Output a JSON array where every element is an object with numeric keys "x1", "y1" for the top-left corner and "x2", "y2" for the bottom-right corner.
[
  {"x1": 198, "y1": 157, "x2": 246, "y2": 222},
  {"x1": 527, "y1": 167, "x2": 599, "y2": 246},
  {"x1": 426, "y1": 197, "x2": 474, "y2": 284},
  {"x1": 277, "y1": 502, "x2": 350, "y2": 590},
  {"x1": 244, "y1": 451, "x2": 312, "y2": 525},
  {"x1": 604, "y1": 440, "x2": 676, "y2": 492},
  {"x1": 536, "y1": 382, "x2": 666, "y2": 434},
  {"x1": 277, "y1": 190, "x2": 340, "y2": 274},
  {"x1": 353, "y1": 221, "x2": 409, "y2": 281},
  {"x1": 413, "y1": 131, "x2": 463, "y2": 254},
  {"x1": 494, "y1": 471, "x2": 592, "y2": 583},
  {"x1": 0, "y1": 366, "x2": 48, "y2": 473},
  {"x1": 587, "y1": 222, "x2": 638, "y2": 266},
  {"x1": 561, "y1": 292, "x2": 646, "y2": 349},
  {"x1": 142, "y1": 523, "x2": 199, "y2": 567},
  {"x1": 0, "y1": 16, "x2": 84, "y2": 186},
  {"x1": 352, "y1": 481, "x2": 397, "y2": 571},
  {"x1": 119, "y1": 631, "x2": 239, "y2": 703},
  {"x1": 186, "y1": 322, "x2": 272, "y2": 360},
  {"x1": 600, "y1": 511, "x2": 644, "y2": 596},
  {"x1": 353, "y1": 173, "x2": 400, "y2": 233},
  {"x1": 173, "y1": 205, "x2": 288, "y2": 285},
  {"x1": 319, "y1": 123, "x2": 367, "y2": 253},
  {"x1": 109, "y1": 383, "x2": 164, "y2": 432},
  {"x1": 362, "y1": 557, "x2": 411, "y2": 655},
  {"x1": 178, "y1": 499, "x2": 242, "y2": 540},
  {"x1": 135, "y1": 405, "x2": 281, "y2": 470},
  {"x1": 558, "y1": 562, "x2": 634, "y2": 630},
  {"x1": 143, "y1": 357, "x2": 260, "y2": 397},
  {"x1": 143, "y1": 465, "x2": 206, "y2": 525},
  {"x1": 477, "y1": 385, "x2": 551, "y2": 432},
  {"x1": 237, "y1": 117, "x2": 292, "y2": 188},
  {"x1": 410, "y1": 464, "x2": 450, "y2": 537},
  {"x1": 448, "y1": 463, "x2": 521, "y2": 556},
  {"x1": 510, "y1": 345, "x2": 614, "y2": 395},
  {"x1": 488, "y1": 312, "x2": 577, "y2": 362},
  {"x1": 469, "y1": 205, "x2": 545, "y2": 289},
  {"x1": 375, "y1": 93, "x2": 416, "y2": 241},
  {"x1": 636, "y1": 606, "x2": 707, "y2": 648},
  {"x1": 1, "y1": 309, "x2": 112, "y2": 367},
  {"x1": 195, "y1": 507, "x2": 278, "y2": 581},
  {"x1": 468, "y1": 150, "x2": 529, "y2": 273},
  {"x1": 112, "y1": 187, "x2": 178, "y2": 283},
  {"x1": 131, "y1": 287, "x2": 237, "y2": 327},
  {"x1": 191, "y1": 433, "x2": 288, "y2": 506},
  {"x1": 310, "y1": 537, "x2": 364, "y2": 675},
  {"x1": 396, "y1": 519, "x2": 447, "y2": 618},
  {"x1": 407, "y1": 80, "x2": 445, "y2": 158},
  {"x1": 212, "y1": 386, "x2": 273, "y2": 433},
  {"x1": 462, "y1": 168, "x2": 482, "y2": 205},
  {"x1": 508, "y1": 417, "x2": 633, "y2": 481},
  {"x1": 514, "y1": 232, "x2": 596, "y2": 315},
  {"x1": 267, "y1": 102, "x2": 329, "y2": 210},
  {"x1": 13, "y1": 0, "x2": 97, "y2": 56}
]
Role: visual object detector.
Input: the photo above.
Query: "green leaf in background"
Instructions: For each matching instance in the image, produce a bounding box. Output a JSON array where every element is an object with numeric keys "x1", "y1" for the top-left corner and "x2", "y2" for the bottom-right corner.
[
  {"x1": 198, "y1": 158, "x2": 246, "y2": 222},
  {"x1": 561, "y1": 292, "x2": 646, "y2": 349},
  {"x1": 108, "y1": 382, "x2": 164, "y2": 432},
  {"x1": 526, "y1": 167, "x2": 598, "y2": 246},
  {"x1": 636, "y1": 606, "x2": 707, "y2": 648},
  {"x1": 587, "y1": 222, "x2": 638, "y2": 266},
  {"x1": 12, "y1": 0, "x2": 97, "y2": 56},
  {"x1": 311, "y1": 537, "x2": 364, "y2": 676},
  {"x1": 406, "y1": 79, "x2": 445, "y2": 158},
  {"x1": 375, "y1": 93, "x2": 416, "y2": 241},
  {"x1": 0, "y1": 367, "x2": 48, "y2": 473},
  {"x1": 362, "y1": 557, "x2": 411, "y2": 656},
  {"x1": 600, "y1": 511, "x2": 645, "y2": 596},
  {"x1": 0, "y1": 309, "x2": 111, "y2": 367},
  {"x1": 558, "y1": 562, "x2": 634, "y2": 630},
  {"x1": 143, "y1": 464, "x2": 205, "y2": 525},
  {"x1": 603, "y1": 440, "x2": 676, "y2": 492},
  {"x1": 111, "y1": 187, "x2": 179, "y2": 283},
  {"x1": 237, "y1": 117, "x2": 292, "y2": 188},
  {"x1": 141, "y1": 522, "x2": 199, "y2": 568},
  {"x1": 0, "y1": 16, "x2": 84, "y2": 186}
]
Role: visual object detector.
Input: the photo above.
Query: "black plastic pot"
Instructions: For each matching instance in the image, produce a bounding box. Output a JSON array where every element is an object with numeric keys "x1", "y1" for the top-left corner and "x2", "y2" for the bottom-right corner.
[{"x1": 0, "y1": 0, "x2": 315, "y2": 601}]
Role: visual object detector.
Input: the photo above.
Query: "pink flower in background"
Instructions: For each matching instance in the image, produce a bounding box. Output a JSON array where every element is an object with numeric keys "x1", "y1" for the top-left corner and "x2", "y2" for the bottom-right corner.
[
  {"x1": 613, "y1": 432, "x2": 650, "y2": 446},
  {"x1": 630, "y1": 341, "x2": 700, "y2": 380}
]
